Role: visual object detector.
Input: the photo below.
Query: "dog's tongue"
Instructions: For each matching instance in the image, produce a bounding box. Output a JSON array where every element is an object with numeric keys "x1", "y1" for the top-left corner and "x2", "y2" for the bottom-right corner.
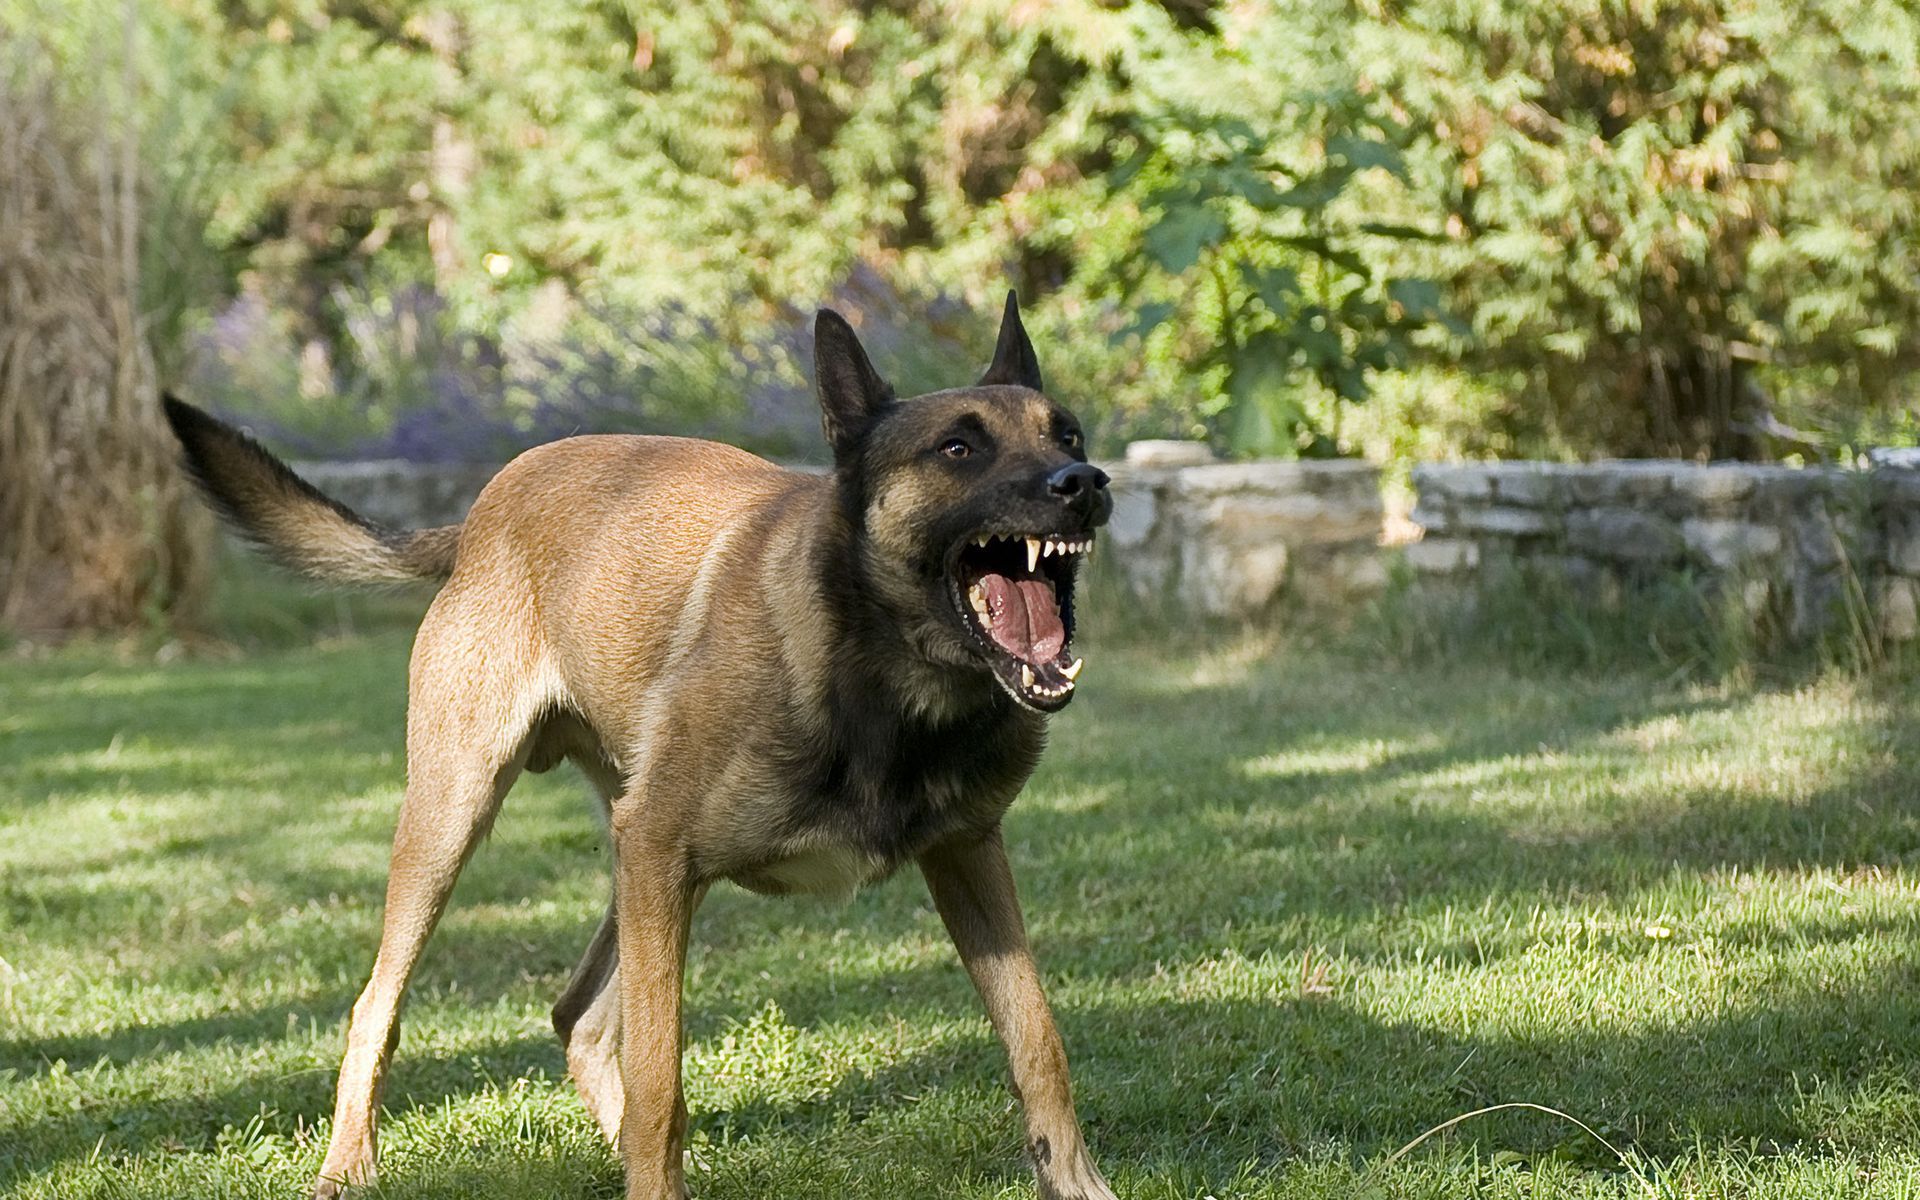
[{"x1": 981, "y1": 573, "x2": 1065, "y2": 664}]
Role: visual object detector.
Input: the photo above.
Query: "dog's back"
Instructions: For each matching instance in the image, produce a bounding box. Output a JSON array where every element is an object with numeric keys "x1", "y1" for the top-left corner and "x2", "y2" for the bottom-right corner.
[
  {"x1": 165, "y1": 400, "x2": 832, "y2": 753},
  {"x1": 436, "y1": 433, "x2": 832, "y2": 746}
]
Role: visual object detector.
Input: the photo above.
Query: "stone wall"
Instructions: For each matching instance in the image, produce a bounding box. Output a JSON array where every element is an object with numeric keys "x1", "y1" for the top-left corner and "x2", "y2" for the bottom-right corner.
[
  {"x1": 287, "y1": 452, "x2": 1920, "y2": 640},
  {"x1": 1105, "y1": 454, "x2": 1386, "y2": 618},
  {"x1": 1408, "y1": 461, "x2": 1920, "y2": 640}
]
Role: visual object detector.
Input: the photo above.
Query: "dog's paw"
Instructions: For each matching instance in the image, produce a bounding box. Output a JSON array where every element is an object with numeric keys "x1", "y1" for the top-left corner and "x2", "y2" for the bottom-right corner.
[
  {"x1": 1034, "y1": 1139, "x2": 1118, "y2": 1200},
  {"x1": 311, "y1": 1161, "x2": 376, "y2": 1200}
]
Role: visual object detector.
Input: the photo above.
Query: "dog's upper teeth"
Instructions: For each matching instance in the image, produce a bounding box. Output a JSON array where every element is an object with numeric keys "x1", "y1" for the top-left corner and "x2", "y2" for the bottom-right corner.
[
  {"x1": 1026, "y1": 538, "x2": 1041, "y2": 571},
  {"x1": 973, "y1": 534, "x2": 991, "y2": 548},
  {"x1": 1061, "y1": 657, "x2": 1083, "y2": 682}
]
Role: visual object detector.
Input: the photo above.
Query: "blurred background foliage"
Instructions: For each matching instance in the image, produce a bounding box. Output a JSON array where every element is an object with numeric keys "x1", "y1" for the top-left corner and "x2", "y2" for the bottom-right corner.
[{"x1": 8, "y1": 0, "x2": 1919, "y2": 465}]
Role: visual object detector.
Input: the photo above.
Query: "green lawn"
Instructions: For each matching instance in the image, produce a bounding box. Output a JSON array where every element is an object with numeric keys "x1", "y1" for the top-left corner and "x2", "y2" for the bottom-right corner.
[{"x1": 3, "y1": 621, "x2": 1918, "y2": 1198}]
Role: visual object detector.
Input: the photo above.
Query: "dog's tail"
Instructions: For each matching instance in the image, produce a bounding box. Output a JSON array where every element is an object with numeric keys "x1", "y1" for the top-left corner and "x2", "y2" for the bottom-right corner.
[{"x1": 162, "y1": 396, "x2": 462, "y2": 585}]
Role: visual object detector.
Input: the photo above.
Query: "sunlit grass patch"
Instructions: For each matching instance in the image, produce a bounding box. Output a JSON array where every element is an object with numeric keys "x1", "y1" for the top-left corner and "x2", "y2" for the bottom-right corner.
[{"x1": 3, "y1": 630, "x2": 1917, "y2": 1198}]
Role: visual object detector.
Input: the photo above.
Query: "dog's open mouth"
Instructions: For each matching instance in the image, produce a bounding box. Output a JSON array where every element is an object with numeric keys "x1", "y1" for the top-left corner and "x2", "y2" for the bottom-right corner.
[{"x1": 948, "y1": 531, "x2": 1090, "y2": 712}]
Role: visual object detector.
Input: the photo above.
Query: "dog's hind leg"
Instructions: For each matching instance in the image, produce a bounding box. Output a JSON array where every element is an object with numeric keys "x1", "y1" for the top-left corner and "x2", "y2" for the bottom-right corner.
[
  {"x1": 553, "y1": 899, "x2": 624, "y2": 1143},
  {"x1": 551, "y1": 751, "x2": 628, "y2": 1144},
  {"x1": 311, "y1": 618, "x2": 552, "y2": 1199}
]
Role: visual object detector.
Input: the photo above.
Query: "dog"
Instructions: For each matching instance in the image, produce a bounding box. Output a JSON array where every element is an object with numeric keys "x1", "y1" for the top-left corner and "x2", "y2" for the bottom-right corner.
[{"x1": 162, "y1": 293, "x2": 1118, "y2": 1200}]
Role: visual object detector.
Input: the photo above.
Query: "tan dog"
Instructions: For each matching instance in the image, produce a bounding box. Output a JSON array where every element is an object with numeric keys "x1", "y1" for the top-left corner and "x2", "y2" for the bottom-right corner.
[{"x1": 163, "y1": 294, "x2": 1118, "y2": 1200}]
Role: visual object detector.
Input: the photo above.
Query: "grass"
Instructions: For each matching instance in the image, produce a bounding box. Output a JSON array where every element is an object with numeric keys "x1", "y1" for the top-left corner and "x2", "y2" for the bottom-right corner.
[{"x1": 4, "y1": 593, "x2": 1920, "y2": 1199}]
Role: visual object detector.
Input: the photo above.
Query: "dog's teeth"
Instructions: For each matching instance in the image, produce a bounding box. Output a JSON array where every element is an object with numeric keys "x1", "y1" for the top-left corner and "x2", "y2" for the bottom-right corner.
[
  {"x1": 968, "y1": 582, "x2": 988, "y2": 616},
  {"x1": 1061, "y1": 657, "x2": 1083, "y2": 682},
  {"x1": 973, "y1": 534, "x2": 991, "y2": 548},
  {"x1": 1021, "y1": 664, "x2": 1035, "y2": 688},
  {"x1": 1026, "y1": 538, "x2": 1041, "y2": 571}
]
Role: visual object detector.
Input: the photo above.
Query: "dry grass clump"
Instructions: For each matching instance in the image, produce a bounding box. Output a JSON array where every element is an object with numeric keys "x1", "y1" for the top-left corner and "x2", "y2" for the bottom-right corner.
[{"x1": 0, "y1": 37, "x2": 209, "y2": 640}]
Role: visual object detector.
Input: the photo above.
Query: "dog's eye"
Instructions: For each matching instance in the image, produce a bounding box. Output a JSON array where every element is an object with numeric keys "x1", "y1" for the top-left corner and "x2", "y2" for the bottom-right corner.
[
  {"x1": 938, "y1": 438, "x2": 973, "y2": 460},
  {"x1": 1062, "y1": 429, "x2": 1084, "y2": 452}
]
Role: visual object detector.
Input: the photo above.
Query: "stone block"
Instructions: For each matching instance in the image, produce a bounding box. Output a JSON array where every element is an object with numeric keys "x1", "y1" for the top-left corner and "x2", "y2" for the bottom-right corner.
[
  {"x1": 1792, "y1": 506, "x2": 1849, "y2": 572},
  {"x1": 1873, "y1": 467, "x2": 1920, "y2": 508},
  {"x1": 1412, "y1": 464, "x2": 1494, "y2": 503},
  {"x1": 1177, "y1": 461, "x2": 1318, "y2": 496},
  {"x1": 1681, "y1": 518, "x2": 1782, "y2": 570},
  {"x1": 1880, "y1": 576, "x2": 1920, "y2": 641},
  {"x1": 1870, "y1": 448, "x2": 1920, "y2": 470},
  {"x1": 1486, "y1": 464, "x2": 1564, "y2": 507},
  {"x1": 1457, "y1": 505, "x2": 1555, "y2": 536},
  {"x1": 1565, "y1": 508, "x2": 1684, "y2": 563},
  {"x1": 1409, "y1": 502, "x2": 1453, "y2": 536},
  {"x1": 1124, "y1": 439, "x2": 1217, "y2": 468},
  {"x1": 1669, "y1": 466, "x2": 1758, "y2": 506},
  {"x1": 1564, "y1": 461, "x2": 1682, "y2": 506},
  {"x1": 1181, "y1": 539, "x2": 1289, "y2": 618},
  {"x1": 1201, "y1": 492, "x2": 1380, "y2": 545},
  {"x1": 1886, "y1": 512, "x2": 1920, "y2": 575}
]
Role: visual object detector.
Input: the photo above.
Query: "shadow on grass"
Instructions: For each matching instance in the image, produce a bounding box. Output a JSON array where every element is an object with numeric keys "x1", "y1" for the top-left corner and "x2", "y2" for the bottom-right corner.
[
  {"x1": 4, "y1": 635, "x2": 1919, "y2": 1193},
  {"x1": 4, "y1": 954, "x2": 1917, "y2": 1194}
]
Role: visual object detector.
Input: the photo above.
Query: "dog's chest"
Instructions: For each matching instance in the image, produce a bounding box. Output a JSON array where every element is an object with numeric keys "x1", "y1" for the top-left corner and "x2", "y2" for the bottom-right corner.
[{"x1": 753, "y1": 711, "x2": 1038, "y2": 895}]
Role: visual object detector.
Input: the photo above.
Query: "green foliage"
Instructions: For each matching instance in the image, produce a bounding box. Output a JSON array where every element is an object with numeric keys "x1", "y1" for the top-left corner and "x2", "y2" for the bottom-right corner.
[
  {"x1": 1084, "y1": 6, "x2": 1453, "y2": 457},
  {"x1": 1042, "y1": 0, "x2": 1920, "y2": 460},
  {"x1": 1357, "y1": 0, "x2": 1920, "y2": 458},
  {"x1": 16, "y1": 0, "x2": 1919, "y2": 462}
]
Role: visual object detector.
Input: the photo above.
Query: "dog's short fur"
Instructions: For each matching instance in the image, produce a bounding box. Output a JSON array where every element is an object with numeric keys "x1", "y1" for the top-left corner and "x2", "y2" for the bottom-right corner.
[{"x1": 164, "y1": 294, "x2": 1117, "y2": 1200}]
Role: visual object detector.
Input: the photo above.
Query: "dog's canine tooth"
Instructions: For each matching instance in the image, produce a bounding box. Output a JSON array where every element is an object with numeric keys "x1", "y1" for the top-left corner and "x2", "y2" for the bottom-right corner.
[
  {"x1": 1061, "y1": 657, "x2": 1083, "y2": 682},
  {"x1": 1026, "y1": 538, "x2": 1041, "y2": 572},
  {"x1": 1020, "y1": 664, "x2": 1035, "y2": 688}
]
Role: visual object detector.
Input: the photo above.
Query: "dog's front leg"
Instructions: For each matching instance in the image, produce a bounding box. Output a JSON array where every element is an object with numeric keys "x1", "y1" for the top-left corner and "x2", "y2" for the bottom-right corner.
[
  {"x1": 921, "y1": 830, "x2": 1118, "y2": 1200},
  {"x1": 611, "y1": 807, "x2": 699, "y2": 1200}
]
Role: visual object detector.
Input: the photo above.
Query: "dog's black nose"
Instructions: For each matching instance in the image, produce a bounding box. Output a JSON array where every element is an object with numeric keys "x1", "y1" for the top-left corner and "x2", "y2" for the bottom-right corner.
[{"x1": 1046, "y1": 462, "x2": 1109, "y2": 499}]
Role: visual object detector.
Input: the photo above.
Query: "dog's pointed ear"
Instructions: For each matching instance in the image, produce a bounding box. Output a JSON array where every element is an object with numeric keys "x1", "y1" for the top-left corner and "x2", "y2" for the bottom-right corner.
[
  {"x1": 814, "y1": 308, "x2": 895, "y2": 461},
  {"x1": 978, "y1": 290, "x2": 1043, "y2": 391}
]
